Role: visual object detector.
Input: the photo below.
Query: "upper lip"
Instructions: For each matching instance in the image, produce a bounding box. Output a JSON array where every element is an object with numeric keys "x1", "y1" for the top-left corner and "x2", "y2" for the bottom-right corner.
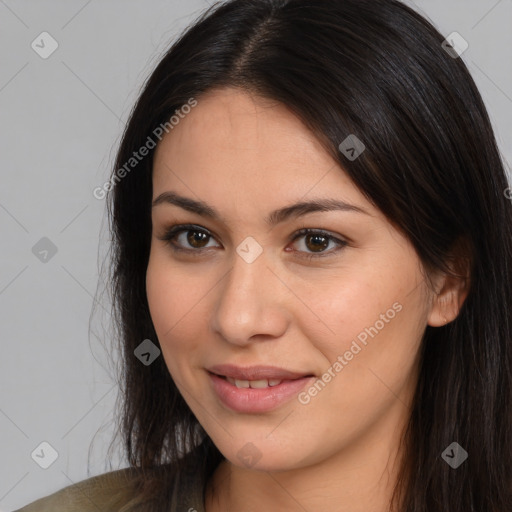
[{"x1": 207, "y1": 364, "x2": 314, "y2": 381}]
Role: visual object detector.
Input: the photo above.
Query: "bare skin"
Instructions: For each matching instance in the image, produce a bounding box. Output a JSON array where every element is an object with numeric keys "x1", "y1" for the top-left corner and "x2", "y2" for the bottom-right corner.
[{"x1": 146, "y1": 87, "x2": 469, "y2": 512}]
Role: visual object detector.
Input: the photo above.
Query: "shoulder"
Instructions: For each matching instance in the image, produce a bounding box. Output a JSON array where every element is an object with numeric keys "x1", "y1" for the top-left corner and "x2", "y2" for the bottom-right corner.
[
  {"x1": 12, "y1": 466, "x2": 146, "y2": 512},
  {"x1": 13, "y1": 445, "x2": 210, "y2": 512}
]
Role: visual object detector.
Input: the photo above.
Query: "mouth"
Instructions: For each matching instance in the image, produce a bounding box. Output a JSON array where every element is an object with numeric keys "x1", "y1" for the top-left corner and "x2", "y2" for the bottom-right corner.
[{"x1": 207, "y1": 371, "x2": 315, "y2": 413}]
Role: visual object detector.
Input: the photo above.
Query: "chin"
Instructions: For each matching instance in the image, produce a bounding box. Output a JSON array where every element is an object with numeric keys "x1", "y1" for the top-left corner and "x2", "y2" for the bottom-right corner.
[{"x1": 216, "y1": 436, "x2": 309, "y2": 472}]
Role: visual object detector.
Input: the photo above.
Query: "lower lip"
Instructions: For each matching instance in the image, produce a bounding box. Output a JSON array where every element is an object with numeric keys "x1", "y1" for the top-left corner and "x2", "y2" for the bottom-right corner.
[{"x1": 208, "y1": 372, "x2": 315, "y2": 413}]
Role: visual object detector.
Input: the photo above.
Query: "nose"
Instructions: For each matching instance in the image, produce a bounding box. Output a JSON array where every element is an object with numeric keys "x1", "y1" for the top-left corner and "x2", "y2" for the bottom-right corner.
[{"x1": 210, "y1": 246, "x2": 289, "y2": 346}]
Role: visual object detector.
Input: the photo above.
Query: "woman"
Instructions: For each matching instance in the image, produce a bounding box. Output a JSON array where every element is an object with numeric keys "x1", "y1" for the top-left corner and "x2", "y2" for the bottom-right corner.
[{"x1": 16, "y1": 0, "x2": 512, "y2": 510}]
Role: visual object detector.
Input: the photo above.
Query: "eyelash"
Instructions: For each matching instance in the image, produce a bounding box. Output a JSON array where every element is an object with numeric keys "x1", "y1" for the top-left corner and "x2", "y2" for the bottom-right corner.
[{"x1": 157, "y1": 223, "x2": 348, "y2": 260}]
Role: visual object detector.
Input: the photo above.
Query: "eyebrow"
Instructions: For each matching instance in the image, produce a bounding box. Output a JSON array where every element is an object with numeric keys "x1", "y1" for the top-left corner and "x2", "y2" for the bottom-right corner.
[{"x1": 151, "y1": 191, "x2": 370, "y2": 227}]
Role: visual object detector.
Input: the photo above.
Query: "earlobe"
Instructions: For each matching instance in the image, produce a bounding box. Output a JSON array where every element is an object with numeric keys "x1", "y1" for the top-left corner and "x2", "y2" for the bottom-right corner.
[{"x1": 427, "y1": 274, "x2": 469, "y2": 327}]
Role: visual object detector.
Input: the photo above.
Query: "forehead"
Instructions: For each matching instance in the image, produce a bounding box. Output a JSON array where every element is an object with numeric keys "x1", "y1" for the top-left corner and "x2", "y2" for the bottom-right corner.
[
  {"x1": 151, "y1": 87, "x2": 372, "y2": 217},
  {"x1": 154, "y1": 88, "x2": 332, "y2": 173}
]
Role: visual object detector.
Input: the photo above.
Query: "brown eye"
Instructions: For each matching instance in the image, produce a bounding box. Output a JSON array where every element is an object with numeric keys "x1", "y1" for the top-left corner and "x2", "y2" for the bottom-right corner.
[
  {"x1": 186, "y1": 230, "x2": 210, "y2": 248},
  {"x1": 158, "y1": 224, "x2": 348, "y2": 259},
  {"x1": 290, "y1": 228, "x2": 348, "y2": 259},
  {"x1": 158, "y1": 224, "x2": 220, "y2": 254},
  {"x1": 304, "y1": 233, "x2": 330, "y2": 252}
]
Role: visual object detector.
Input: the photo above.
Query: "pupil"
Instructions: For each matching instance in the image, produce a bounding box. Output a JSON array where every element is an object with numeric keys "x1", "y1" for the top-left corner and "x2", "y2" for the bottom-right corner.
[
  {"x1": 188, "y1": 231, "x2": 208, "y2": 248},
  {"x1": 307, "y1": 234, "x2": 327, "y2": 252}
]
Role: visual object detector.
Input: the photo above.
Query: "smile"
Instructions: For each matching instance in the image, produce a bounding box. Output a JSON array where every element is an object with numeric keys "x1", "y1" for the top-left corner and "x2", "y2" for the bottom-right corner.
[{"x1": 208, "y1": 371, "x2": 315, "y2": 413}]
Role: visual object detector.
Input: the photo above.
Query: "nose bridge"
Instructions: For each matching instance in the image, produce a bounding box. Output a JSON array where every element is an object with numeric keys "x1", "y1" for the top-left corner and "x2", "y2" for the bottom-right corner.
[{"x1": 211, "y1": 245, "x2": 287, "y2": 344}]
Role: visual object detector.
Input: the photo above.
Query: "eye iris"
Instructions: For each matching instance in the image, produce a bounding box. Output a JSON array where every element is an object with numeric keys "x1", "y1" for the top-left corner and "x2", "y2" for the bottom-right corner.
[
  {"x1": 306, "y1": 233, "x2": 328, "y2": 252},
  {"x1": 187, "y1": 230, "x2": 209, "y2": 248}
]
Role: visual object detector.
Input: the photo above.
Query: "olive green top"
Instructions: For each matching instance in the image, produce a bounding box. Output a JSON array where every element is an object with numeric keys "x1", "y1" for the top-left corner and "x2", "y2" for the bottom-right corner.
[{"x1": 13, "y1": 447, "x2": 207, "y2": 512}]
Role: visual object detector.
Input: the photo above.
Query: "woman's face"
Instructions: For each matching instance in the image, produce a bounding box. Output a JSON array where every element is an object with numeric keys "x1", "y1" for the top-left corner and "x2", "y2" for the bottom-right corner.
[{"x1": 146, "y1": 87, "x2": 438, "y2": 471}]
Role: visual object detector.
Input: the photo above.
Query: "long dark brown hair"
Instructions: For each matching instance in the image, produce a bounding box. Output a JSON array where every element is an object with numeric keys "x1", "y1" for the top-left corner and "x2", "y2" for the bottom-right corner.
[{"x1": 96, "y1": 0, "x2": 512, "y2": 510}]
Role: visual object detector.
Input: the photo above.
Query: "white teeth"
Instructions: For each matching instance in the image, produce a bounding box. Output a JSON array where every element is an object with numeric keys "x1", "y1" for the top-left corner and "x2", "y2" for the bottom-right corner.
[
  {"x1": 225, "y1": 377, "x2": 283, "y2": 388},
  {"x1": 248, "y1": 379, "x2": 270, "y2": 389}
]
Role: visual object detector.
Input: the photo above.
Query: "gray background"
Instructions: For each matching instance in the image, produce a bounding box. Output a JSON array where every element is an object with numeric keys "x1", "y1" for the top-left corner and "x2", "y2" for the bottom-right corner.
[{"x1": 1, "y1": 0, "x2": 511, "y2": 509}]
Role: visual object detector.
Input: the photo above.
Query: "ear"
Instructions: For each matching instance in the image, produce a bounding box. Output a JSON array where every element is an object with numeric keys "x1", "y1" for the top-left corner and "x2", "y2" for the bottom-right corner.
[{"x1": 427, "y1": 240, "x2": 471, "y2": 327}]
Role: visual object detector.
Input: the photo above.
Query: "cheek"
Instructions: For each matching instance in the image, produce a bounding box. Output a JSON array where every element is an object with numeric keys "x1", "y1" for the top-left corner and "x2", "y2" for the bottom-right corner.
[
  {"x1": 297, "y1": 268, "x2": 398, "y2": 356},
  {"x1": 145, "y1": 254, "x2": 207, "y2": 366},
  {"x1": 301, "y1": 265, "x2": 425, "y2": 394}
]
